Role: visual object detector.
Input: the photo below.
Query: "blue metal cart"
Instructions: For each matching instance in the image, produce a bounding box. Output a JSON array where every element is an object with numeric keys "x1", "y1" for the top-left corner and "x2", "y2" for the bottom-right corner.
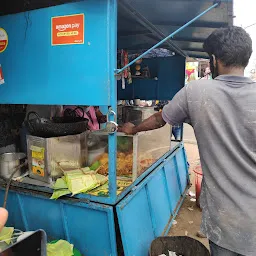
[{"x1": 0, "y1": 1, "x2": 232, "y2": 255}]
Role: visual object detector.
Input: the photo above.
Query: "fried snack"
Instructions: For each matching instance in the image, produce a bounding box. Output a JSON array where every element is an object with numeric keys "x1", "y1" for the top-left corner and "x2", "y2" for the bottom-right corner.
[
  {"x1": 97, "y1": 152, "x2": 133, "y2": 176},
  {"x1": 138, "y1": 158, "x2": 155, "y2": 175},
  {"x1": 96, "y1": 153, "x2": 156, "y2": 177}
]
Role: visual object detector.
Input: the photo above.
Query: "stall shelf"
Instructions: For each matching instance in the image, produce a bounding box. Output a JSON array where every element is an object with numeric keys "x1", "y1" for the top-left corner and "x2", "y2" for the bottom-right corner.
[{"x1": 0, "y1": 0, "x2": 233, "y2": 255}]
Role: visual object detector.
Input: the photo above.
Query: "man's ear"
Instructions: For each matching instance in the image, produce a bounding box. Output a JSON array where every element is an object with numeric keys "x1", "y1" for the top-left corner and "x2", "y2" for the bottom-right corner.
[{"x1": 212, "y1": 54, "x2": 217, "y2": 68}]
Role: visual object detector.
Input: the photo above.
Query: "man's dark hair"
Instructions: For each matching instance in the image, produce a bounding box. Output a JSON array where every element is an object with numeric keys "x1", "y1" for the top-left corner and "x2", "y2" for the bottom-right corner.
[{"x1": 203, "y1": 26, "x2": 252, "y2": 68}]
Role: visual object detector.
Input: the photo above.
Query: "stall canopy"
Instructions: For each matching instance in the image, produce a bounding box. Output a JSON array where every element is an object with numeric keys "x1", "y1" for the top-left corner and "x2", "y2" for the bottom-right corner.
[
  {"x1": 1, "y1": 0, "x2": 233, "y2": 59},
  {"x1": 118, "y1": 0, "x2": 233, "y2": 59}
]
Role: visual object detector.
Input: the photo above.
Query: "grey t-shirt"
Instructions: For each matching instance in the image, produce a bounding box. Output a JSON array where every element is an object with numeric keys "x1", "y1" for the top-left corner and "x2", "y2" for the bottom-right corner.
[{"x1": 162, "y1": 75, "x2": 256, "y2": 255}]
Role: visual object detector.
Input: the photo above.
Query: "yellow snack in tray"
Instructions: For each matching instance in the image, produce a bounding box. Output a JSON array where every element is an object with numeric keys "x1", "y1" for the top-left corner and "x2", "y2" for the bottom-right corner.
[
  {"x1": 95, "y1": 152, "x2": 133, "y2": 177},
  {"x1": 88, "y1": 180, "x2": 132, "y2": 196},
  {"x1": 117, "y1": 180, "x2": 132, "y2": 187},
  {"x1": 88, "y1": 183, "x2": 109, "y2": 197},
  {"x1": 98, "y1": 153, "x2": 109, "y2": 165}
]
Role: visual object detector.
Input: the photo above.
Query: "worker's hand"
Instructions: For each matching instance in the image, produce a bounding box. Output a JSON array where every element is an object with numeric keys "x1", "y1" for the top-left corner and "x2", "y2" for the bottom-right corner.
[
  {"x1": 0, "y1": 208, "x2": 8, "y2": 232},
  {"x1": 118, "y1": 123, "x2": 136, "y2": 135}
]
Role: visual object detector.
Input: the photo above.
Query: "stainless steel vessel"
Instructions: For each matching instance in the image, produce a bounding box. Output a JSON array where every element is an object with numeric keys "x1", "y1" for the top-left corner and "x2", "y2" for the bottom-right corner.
[{"x1": 27, "y1": 132, "x2": 88, "y2": 183}]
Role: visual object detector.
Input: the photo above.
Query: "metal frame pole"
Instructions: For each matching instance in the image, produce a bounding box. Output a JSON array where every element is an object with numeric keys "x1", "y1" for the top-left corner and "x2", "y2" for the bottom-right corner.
[
  {"x1": 118, "y1": 0, "x2": 187, "y2": 58},
  {"x1": 108, "y1": 0, "x2": 118, "y2": 203},
  {"x1": 115, "y1": 2, "x2": 219, "y2": 74}
]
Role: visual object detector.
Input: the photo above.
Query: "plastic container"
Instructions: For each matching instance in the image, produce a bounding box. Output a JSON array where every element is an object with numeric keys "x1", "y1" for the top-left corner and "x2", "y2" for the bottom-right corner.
[
  {"x1": 27, "y1": 132, "x2": 88, "y2": 183},
  {"x1": 90, "y1": 127, "x2": 171, "y2": 181},
  {"x1": 150, "y1": 236, "x2": 210, "y2": 256},
  {"x1": 193, "y1": 165, "x2": 203, "y2": 208}
]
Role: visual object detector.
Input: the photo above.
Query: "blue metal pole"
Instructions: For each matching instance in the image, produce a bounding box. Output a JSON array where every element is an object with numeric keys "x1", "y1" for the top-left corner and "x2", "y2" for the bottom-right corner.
[
  {"x1": 115, "y1": 3, "x2": 219, "y2": 74},
  {"x1": 108, "y1": 0, "x2": 118, "y2": 204}
]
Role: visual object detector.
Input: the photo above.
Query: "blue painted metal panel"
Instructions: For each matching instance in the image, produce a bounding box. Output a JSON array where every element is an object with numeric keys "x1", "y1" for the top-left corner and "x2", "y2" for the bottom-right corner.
[
  {"x1": 146, "y1": 170, "x2": 172, "y2": 236},
  {"x1": 0, "y1": 144, "x2": 187, "y2": 256},
  {"x1": 118, "y1": 187, "x2": 155, "y2": 256},
  {"x1": 0, "y1": 188, "x2": 117, "y2": 256},
  {"x1": 117, "y1": 56, "x2": 185, "y2": 100},
  {"x1": 118, "y1": 79, "x2": 158, "y2": 100},
  {"x1": 0, "y1": 0, "x2": 116, "y2": 105},
  {"x1": 176, "y1": 149, "x2": 190, "y2": 193},
  {"x1": 0, "y1": 192, "x2": 26, "y2": 231},
  {"x1": 164, "y1": 157, "x2": 182, "y2": 213},
  {"x1": 117, "y1": 144, "x2": 189, "y2": 256},
  {"x1": 63, "y1": 203, "x2": 117, "y2": 255},
  {"x1": 157, "y1": 56, "x2": 185, "y2": 99},
  {"x1": 17, "y1": 194, "x2": 66, "y2": 240}
]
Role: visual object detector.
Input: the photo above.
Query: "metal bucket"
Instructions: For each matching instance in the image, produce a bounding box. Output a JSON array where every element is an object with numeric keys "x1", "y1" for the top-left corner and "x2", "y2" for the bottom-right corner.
[{"x1": 0, "y1": 153, "x2": 26, "y2": 179}]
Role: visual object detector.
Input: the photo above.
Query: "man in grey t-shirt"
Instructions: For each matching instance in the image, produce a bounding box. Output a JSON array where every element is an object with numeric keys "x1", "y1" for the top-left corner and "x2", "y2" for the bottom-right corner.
[{"x1": 120, "y1": 27, "x2": 256, "y2": 256}]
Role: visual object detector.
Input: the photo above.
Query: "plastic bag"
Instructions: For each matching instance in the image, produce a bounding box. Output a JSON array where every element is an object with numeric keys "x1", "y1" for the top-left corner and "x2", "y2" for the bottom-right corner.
[
  {"x1": 47, "y1": 240, "x2": 74, "y2": 256},
  {"x1": 50, "y1": 189, "x2": 71, "y2": 200}
]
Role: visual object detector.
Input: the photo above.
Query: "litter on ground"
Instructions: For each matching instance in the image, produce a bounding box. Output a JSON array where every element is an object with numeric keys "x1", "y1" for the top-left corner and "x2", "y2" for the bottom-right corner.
[
  {"x1": 188, "y1": 191, "x2": 196, "y2": 197},
  {"x1": 158, "y1": 251, "x2": 183, "y2": 256}
]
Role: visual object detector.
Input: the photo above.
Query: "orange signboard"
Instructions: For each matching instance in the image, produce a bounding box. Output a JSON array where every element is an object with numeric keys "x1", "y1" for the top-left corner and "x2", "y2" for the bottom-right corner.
[
  {"x1": 0, "y1": 28, "x2": 8, "y2": 53},
  {"x1": 51, "y1": 14, "x2": 84, "y2": 46}
]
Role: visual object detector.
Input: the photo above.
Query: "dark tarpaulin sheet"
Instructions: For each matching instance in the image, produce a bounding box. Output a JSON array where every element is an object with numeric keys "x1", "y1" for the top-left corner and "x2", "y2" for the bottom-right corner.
[
  {"x1": 118, "y1": 0, "x2": 233, "y2": 58},
  {"x1": 1, "y1": 0, "x2": 233, "y2": 58}
]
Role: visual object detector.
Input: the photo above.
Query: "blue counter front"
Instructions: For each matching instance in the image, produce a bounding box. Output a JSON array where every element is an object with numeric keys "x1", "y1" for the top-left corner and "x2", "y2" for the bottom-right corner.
[{"x1": 0, "y1": 143, "x2": 189, "y2": 256}]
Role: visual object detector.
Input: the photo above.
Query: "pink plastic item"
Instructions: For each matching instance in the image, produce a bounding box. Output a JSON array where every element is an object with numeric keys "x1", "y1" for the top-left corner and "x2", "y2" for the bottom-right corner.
[
  {"x1": 63, "y1": 106, "x2": 99, "y2": 131},
  {"x1": 193, "y1": 165, "x2": 203, "y2": 208}
]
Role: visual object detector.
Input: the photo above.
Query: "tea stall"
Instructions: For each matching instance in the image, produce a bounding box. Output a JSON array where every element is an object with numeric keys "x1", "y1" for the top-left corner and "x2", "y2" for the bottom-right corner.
[{"x1": 0, "y1": 0, "x2": 233, "y2": 255}]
